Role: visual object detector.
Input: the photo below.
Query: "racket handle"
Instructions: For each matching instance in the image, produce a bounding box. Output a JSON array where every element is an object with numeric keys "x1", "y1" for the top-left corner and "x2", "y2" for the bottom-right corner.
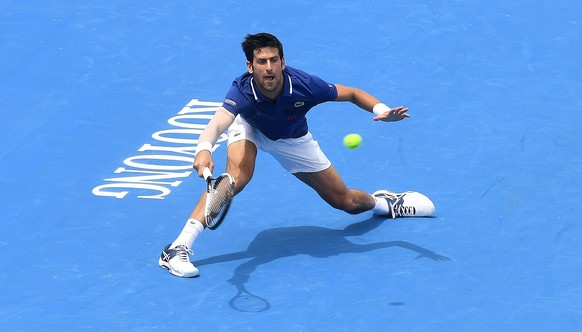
[{"x1": 202, "y1": 167, "x2": 212, "y2": 180}]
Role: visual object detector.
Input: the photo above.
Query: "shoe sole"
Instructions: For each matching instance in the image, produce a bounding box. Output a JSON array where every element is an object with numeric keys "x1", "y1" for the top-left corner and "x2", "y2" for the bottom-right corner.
[{"x1": 158, "y1": 257, "x2": 199, "y2": 278}]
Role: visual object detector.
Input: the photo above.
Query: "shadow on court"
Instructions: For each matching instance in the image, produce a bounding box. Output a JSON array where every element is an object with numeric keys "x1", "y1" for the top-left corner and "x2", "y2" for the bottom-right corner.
[{"x1": 193, "y1": 217, "x2": 450, "y2": 312}]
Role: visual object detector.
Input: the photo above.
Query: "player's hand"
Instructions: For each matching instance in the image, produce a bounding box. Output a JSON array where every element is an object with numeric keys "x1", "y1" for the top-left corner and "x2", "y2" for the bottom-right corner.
[
  {"x1": 193, "y1": 150, "x2": 214, "y2": 178},
  {"x1": 373, "y1": 106, "x2": 410, "y2": 122}
]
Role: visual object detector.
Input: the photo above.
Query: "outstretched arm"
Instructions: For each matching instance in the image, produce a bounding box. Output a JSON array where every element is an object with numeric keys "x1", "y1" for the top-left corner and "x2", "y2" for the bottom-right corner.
[
  {"x1": 334, "y1": 84, "x2": 410, "y2": 122},
  {"x1": 193, "y1": 107, "x2": 235, "y2": 177}
]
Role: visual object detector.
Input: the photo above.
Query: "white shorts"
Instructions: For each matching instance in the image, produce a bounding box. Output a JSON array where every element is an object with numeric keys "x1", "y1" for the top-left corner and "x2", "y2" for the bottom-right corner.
[{"x1": 227, "y1": 115, "x2": 331, "y2": 173}]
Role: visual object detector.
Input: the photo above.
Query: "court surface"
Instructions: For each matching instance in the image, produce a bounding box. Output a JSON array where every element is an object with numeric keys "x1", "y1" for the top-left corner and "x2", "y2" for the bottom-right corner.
[{"x1": 2, "y1": 1, "x2": 581, "y2": 331}]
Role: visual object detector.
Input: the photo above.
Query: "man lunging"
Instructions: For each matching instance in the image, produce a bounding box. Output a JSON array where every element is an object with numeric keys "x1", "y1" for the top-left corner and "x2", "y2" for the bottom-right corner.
[{"x1": 159, "y1": 33, "x2": 435, "y2": 278}]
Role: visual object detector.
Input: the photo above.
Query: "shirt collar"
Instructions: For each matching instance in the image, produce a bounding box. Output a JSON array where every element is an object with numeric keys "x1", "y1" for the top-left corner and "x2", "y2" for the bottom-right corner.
[{"x1": 250, "y1": 71, "x2": 293, "y2": 101}]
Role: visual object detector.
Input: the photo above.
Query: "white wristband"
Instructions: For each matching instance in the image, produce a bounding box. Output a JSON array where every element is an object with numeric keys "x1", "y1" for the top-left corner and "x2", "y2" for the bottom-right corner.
[
  {"x1": 195, "y1": 141, "x2": 213, "y2": 155},
  {"x1": 372, "y1": 103, "x2": 390, "y2": 116}
]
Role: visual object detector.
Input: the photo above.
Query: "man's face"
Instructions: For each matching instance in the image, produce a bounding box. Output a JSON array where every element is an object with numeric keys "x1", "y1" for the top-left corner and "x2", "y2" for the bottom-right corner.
[{"x1": 247, "y1": 46, "x2": 285, "y2": 100}]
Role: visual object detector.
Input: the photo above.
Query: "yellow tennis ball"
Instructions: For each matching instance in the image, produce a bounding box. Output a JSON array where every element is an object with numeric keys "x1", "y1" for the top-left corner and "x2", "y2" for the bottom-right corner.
[{"x1": 343, "y1": 133, "x2": 362, "y2": 149}]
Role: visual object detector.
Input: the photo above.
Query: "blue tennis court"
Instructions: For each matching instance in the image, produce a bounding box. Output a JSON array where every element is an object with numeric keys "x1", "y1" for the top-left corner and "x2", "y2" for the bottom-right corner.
[{"x1": 2, "y1": 1, "x2": 581, "y2": 330}]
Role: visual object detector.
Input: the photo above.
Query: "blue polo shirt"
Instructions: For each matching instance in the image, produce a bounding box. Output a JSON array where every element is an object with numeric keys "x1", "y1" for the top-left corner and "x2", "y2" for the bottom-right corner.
[{"x1": 222, "y1": 66, "x2": 338, "y2": 140}]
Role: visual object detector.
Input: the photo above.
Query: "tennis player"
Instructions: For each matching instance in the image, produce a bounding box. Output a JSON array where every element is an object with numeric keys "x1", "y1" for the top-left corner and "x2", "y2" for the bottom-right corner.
[{"x1": 159, "y1": 33, "x2": 435, "y2": 277}]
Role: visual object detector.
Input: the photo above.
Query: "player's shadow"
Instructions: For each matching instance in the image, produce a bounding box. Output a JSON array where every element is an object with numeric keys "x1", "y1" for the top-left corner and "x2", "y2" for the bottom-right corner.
[{"x1": 193, "y1": 216, "x2": 450, "y2": 312}]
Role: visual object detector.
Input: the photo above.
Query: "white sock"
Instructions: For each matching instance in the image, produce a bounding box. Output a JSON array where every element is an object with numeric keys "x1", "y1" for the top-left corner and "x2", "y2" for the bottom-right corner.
[
  {"x1": 371, "y1": 194, "x2": 390, "y2": 215},
  {"x1": 171, "y1": 219, "x2": 205, "y2": 249}
]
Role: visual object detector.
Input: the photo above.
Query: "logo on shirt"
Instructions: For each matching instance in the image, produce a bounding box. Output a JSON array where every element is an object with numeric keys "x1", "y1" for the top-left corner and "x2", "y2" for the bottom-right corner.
[
  {"x1": 294, "y1": 101, "x2": 304, "y2": 108},
  {"x1": 224, "y1": 98, "x2": 237, "y2": 107}
]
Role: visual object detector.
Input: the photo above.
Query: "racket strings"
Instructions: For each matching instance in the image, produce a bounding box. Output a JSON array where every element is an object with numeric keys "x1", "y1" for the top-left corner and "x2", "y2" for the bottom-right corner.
[{"x1": 207, "y1": 177, "x2": 233, "y2": 222}]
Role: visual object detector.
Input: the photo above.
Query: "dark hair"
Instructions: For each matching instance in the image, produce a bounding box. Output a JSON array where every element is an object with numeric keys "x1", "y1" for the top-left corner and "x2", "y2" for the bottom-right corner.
[{"x1": 241, "y1": 33, "x2": 284, "y2": 63}]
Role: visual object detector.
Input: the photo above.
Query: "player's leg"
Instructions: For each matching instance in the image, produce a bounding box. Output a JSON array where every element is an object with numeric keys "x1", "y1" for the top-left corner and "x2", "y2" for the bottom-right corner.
[
  {"x1": 158, "y1": 140, "x2": 257, "y2": 278},
  {"x1": 294, "y1": 167, "x2": 436, "y2": 218},
  {"x1": 169, "y1": 139, "x2": 257, "y2": 243},
  {"x1": 159, "y1": 115, "x2": 259, "y2": 278},
  {"x1": 226, "y1": 139, "x2": 258, "y2": 195},
  {"x1": 264, "y1": 132, "x2": 378, "y2": 215},
  {"x1": 272, "y1": 131, "x2": 435, "y2": 218},
  {"x1": 294, "y1": 166, "x2": 375, "y2": 215},
  {"x1": 177, "y1": 137, "x2": 257, "y2": 228}
]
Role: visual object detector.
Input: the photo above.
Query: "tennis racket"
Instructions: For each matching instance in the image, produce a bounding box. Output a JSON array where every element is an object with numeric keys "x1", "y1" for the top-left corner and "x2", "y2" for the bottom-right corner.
[{"x1": 203, "y1": 167, "x2": 235, "y2": 230}]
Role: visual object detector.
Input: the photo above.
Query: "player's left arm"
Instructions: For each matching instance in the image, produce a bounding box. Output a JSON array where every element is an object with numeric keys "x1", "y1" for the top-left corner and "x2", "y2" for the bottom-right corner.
[{"x1": 334, "y1": 84, "x2": 410, "y2": 122}]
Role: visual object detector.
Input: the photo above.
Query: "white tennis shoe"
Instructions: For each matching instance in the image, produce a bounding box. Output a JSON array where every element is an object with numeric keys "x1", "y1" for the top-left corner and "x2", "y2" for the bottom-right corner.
[
  {"x1": 158, "y1": 244, "x2": 199, "y2": 278},
  {"x1": 373, "y1": 190, "x2": 435, "y2": 218}
]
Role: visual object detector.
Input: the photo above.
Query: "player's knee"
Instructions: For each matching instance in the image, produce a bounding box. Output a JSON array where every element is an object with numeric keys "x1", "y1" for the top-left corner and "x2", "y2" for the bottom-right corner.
[
  {"x1": 234, "y1": 178, "x2": 250, "y2": 194},
  {"x1": 229, "y1": 170, "x2": 253, "y2": 194}
]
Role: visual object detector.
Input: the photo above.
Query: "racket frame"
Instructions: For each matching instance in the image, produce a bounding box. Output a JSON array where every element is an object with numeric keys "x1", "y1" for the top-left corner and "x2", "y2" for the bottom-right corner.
[{"x1": 203, "y1": 167, "x2": 234, "y2": 230}]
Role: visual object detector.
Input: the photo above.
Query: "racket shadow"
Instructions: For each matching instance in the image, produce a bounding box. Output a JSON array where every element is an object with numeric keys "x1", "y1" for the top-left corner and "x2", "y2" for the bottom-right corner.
[{"x1": 193, "y1": 216, "x2": 450, "y2": 312}]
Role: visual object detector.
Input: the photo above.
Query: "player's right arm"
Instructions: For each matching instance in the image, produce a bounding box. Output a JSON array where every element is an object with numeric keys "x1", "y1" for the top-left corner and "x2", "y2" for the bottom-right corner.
[{"x1": 193, "y1": 107, "x2": 235, "y2": 177}]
